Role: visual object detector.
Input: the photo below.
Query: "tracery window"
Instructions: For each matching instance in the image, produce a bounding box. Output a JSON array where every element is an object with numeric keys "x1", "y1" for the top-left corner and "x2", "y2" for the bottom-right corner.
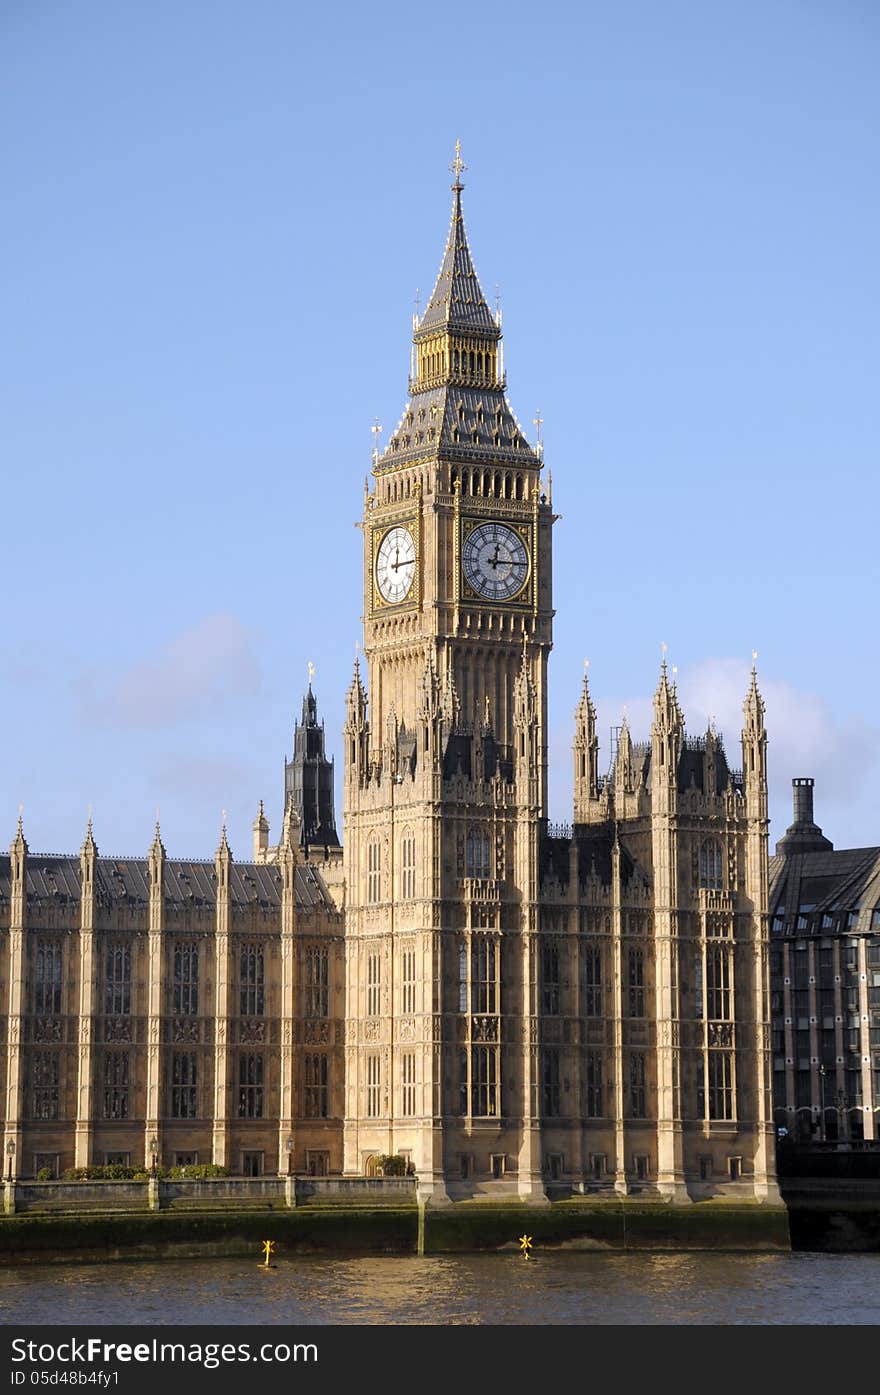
[
  {"x1": 34, "y1": 942, "x2": 62, "y2": 1016},
  {"x1": 173, "y1": 942, "x2": 199, "y2": 1017},
  {"x1": 465, "y1": 827, "x2": 490, "y2": 880},
  {"x1": 238, "y1": 1053, "x2": 264, "y2": 1119},
  {"x1": 102, "y1": 1051, "x2": 129, "y2": 1120},
  {"x1": 304, "y1": 1054, "x2": 328, "y2": 1118},
  {"x1": 240, "y1": 944, "x2": 265, "y2": 1017},
  {"x1": 32, "y1": 1051, "x2": 59, "y2": 1120},
  {"x1": 305, "y1": 945, "x2": 329, "y2": 1018},
  {"x1": 171, "y1": 1052, "x2": 197, "y2": 1118},
  {"x1": 401, "y1": 831, "x2": 416, "y2": 900},
  {"x1": 367, "y1": 837, "x2": 381, "y2": 903},
  {"x1": 104, "y1": 943, "x2": 131, "y2": 1017},
  {"x1": 699, "y1": 839, "x2": 724, "y2": 891}
]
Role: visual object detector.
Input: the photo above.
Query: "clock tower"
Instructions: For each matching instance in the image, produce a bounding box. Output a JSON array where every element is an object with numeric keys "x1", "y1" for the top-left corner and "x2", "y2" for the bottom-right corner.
[{"x1": 343, "y1": 147, "x2": 555, "y2": 1198}]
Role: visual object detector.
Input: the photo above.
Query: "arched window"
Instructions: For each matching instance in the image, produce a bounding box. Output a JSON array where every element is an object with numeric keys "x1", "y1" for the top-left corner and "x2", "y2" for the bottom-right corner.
[
  {"x1": 401, "y1": 829, "x2": 416, "y2": 900},
  {"x1": 699, "y1": 839, "x2": 723, "y2": 891},
  {"x1": 466, "y1": 827, "x2": 491, "y2": 880},
  {"x1": 367, "y1": 837, "x2": 381, "y2": 903}
]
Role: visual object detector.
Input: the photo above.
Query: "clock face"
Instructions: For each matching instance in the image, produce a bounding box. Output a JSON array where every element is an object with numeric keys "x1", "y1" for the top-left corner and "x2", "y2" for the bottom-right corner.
[
  {"x1": 462, "y1": 521, "x2": 530, "y2": 602},
  {"x1": 376, "y1": 525, "x2": 416, "y2": 604}
]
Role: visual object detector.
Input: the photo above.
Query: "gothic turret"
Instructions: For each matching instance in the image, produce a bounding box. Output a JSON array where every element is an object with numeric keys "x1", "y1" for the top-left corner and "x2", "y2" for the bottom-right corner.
[
  {"x1": 285, "y1": 678, "x2": 339, "y2": 849},
  {"x1": 573, "y1": 664, "x2": 600, "y2": 817}
]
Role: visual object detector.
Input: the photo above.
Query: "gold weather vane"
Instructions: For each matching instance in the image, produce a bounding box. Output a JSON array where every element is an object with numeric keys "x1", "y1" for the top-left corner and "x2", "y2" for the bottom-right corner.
[
  {"x1": 308, "y1": 660, "x2": 315, "y2": 687},
  {"x1": 450, "y1": 139, "x2": 467, "y2": 187}
]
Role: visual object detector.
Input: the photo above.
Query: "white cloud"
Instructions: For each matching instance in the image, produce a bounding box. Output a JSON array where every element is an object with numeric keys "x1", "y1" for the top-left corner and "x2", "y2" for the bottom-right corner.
[{"x1": 78, "y1": 612, "x2": 262, "y2": 729}]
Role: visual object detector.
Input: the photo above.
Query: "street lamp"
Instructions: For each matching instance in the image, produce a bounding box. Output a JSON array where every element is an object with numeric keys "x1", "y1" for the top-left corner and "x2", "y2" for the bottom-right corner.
[
  {"x1": 149, "y1": 1137, "x2": 159, "y2": 1176},
  {"x1": 5, "y1": 1140, "x2": 14, "y2": 1182},
  {"x1": 285, "y1": 1136, "x2": 294, "y2": 1177},
  {"x1": 819, "y1": 1065, "x2": 827, "y2": 1142}
]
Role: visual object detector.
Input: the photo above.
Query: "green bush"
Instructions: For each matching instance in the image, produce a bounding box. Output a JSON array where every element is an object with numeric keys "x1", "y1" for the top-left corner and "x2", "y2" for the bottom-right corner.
[
  {"x1": 160, "y1": 1164, "x2": 228, "y2": 1181},
  {"x1": 376, "y1": 1154, "x2": 408, "y2": 1177},
  {"x1": 60, "y1": 1165, "x2": 140, "y2": 1182},
  {"x1": 35, "y1": 1168, "x2": 54, "y2": 1182}
]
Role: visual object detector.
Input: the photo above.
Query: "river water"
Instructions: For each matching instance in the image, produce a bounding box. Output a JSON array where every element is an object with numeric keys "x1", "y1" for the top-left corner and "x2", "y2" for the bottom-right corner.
[{"x1": 2, "y1": 1252, "x2": 880, "y2": 1324}]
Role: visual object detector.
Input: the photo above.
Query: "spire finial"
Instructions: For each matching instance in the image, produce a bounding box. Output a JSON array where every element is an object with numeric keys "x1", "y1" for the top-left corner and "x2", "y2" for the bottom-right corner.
[
  {"x1": 308, "y1": 660, "x2": 315, "y2": 689},
  {"x1": 371, "y1": 418, "x2": 382, "y2": 465},
  {"x1": 660, "y1": 640, "x2": 668, "y2": 675},
  {"x1": 450, "y1": 138, "x2": 467, "y2": 191},
  {"x1": 533, "y1": 410, "x2": 544, "y2": 458},
  {"x1": 751, "y1": 648, "x2": 758, "y2": 672},
  {"x1": 17, "y1": 801, "x2": 23, "y2": 836}
]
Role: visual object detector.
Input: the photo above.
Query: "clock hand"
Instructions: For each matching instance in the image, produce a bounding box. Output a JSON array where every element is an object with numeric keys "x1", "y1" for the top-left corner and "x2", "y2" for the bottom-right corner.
[{"x1": 391, "y1": 555, "x2": 414, "y2": 571}]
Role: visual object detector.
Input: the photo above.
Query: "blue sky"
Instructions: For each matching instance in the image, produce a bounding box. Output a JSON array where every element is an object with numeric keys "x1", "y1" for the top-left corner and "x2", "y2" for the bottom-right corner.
[{"x1": 2, "y1": 0, "x2": 878, "y2": 858}]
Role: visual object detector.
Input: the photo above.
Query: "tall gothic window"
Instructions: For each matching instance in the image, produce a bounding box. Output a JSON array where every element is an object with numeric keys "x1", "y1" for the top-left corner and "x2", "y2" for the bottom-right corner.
[
  {"x1": 401, "y1": 949, "x2": 417, "y2": 1014},
  {"x1": 628, "y1": 947, "x2": 645, "y2": 1018},
  {"x1": 173, "y1": 942, "x2": 199, "y2": 1017},
  {"x1": 238, "y1": 1053, "x2": 264, "y2": 1118},
  {"x1": 586, "y1": 1052, "x2": 604, "y2": 1118},
  {"x1": 367, "y1": 952, "x2": 381, "y2": 1017},
  {"x1": 104, "y1": 943, "x2": 131, "y2": 1017},
  {"x1": 706, "y1": 947, "x2": 732, "y2": 1020},
  {"x1": 402, "y1": 1051, "x2": 416, "y2": 1117},
  {"x1": 32, "y1": 1051, "x2": 59, "y2": 1120},
  {"x1": 629, "y1": 1052, "x2": 646, "y2": 1118},
  {"x1": 458, "y1": 941, "x2": 468, "y2": 1013},
  {"x1": 465, "y1": 827, "x2": 490, "y2": 880},
  {"x1": 367, "y1": 837, "x2": 381, "y2": 903},
  {"x1": 240, "y1": 944, "x2": 265, "y2": 1017},
  {"x1": 401, "y1": 831, "x2": 416, "y2": 900},
  {"x1": 103, "y1": 1051, "x2": 129, "y2": 1120},
  {"x1": 708, "y1": 1052, "x2": 734, "y2": 1120},
  {"x1": 699, "y1": 839, "x2": 724, "y2": 891},
  {"x1": 542, "y1": 1048, "x2": 561, "y2": 1117},
  {"x1": 171, "y1": 1052, "x2": 198, "y2": 1118},
  {"x1": 541, "y1": 940, "x2": 560, "y2": 1016},
  {"x1": 34, "y1": 942, "x2": 62, "y2": 1016},
  {"x1": 304, "y1": 1054, "x2": 328, "y2": 1118},
  {"x1": 305, "y1": 946, "x2": 329, "y2": 1018},
  {"x1": 366, "y1": 1054, "x2": 381, "y2": 1118},
  {"x1": 471, "y1": 936, "x2": 497, "y2": 1014},
  {"x1": 471, "y1": 1045, "x2": 498, "y2": 1117},
  {"x1": 583, "y1": 945, "x2": 603, "y2": 1018}
]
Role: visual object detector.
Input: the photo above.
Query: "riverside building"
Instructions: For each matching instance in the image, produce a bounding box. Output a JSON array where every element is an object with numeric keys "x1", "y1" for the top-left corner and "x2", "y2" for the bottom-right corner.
[{"x1": 0, "y1": 151, "x2": 778, "y2": 1204}]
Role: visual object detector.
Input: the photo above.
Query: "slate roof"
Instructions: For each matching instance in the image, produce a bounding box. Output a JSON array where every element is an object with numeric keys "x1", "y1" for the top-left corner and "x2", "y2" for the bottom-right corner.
[
  {"x1": 417, "y1": 185, "x2": 499, "y2": 335},
  {"x1": 769, "y1": 845, "x2": 880, "y2": 933},
  {"x1": 380, "y1": 384, "x2": 539, "y2": 470},
  {"x1": 0, "y1": 855, "x2": 338, "y2": 914}
]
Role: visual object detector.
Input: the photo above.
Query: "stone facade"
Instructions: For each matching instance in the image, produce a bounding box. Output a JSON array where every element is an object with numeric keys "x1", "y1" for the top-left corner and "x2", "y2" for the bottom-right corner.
[{"x1": 0, "y1": 154, "x2": 778, "y2": 1203}]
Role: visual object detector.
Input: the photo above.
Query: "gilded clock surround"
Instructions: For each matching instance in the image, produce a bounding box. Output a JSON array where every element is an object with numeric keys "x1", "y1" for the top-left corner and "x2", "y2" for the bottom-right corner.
[
  {"x1": 459, "y1": 515, "x2": 533, "y2": 606},
  {"x1": 370, "y1": 507, "x2": 421, "y2": 614}
]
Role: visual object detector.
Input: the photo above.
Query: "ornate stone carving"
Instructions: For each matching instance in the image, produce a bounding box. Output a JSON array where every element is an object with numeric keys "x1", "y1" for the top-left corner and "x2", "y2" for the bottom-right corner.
[
  {"x1": 240, "y1": 1018, "x2": 266, "y2": 1044},
  {"x1": 708, "y1": 1022, "x2": 733, "y2": 1047},
  {"x1": 104, "y1": 1017, "x2": 131, "y2": 1043},
  {"x1": 304, "y1": 1019, "x2": 331, "y2": 1044},
  {"x1": 363, "y1": 1019, "x2": 380, "y2": 1043},
  {"x1": 34, "y1": 1018, "x2": 63, "y2": 1042},
  {"x1": 172, "y1": 1018, "x2": 200, "y2": 1043},
  {"x1": 398, "y1": 1016, "x2": 416, "y2": 1042},
  {"x1": 471, "y1": 1015, "x2": 498, "y2": 1042}
]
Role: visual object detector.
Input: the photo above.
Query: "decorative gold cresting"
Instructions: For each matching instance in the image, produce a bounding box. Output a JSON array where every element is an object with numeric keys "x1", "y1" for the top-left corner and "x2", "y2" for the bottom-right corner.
[{"x1": 450, "y1": 138, "x2": 467, "y2": 189}]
